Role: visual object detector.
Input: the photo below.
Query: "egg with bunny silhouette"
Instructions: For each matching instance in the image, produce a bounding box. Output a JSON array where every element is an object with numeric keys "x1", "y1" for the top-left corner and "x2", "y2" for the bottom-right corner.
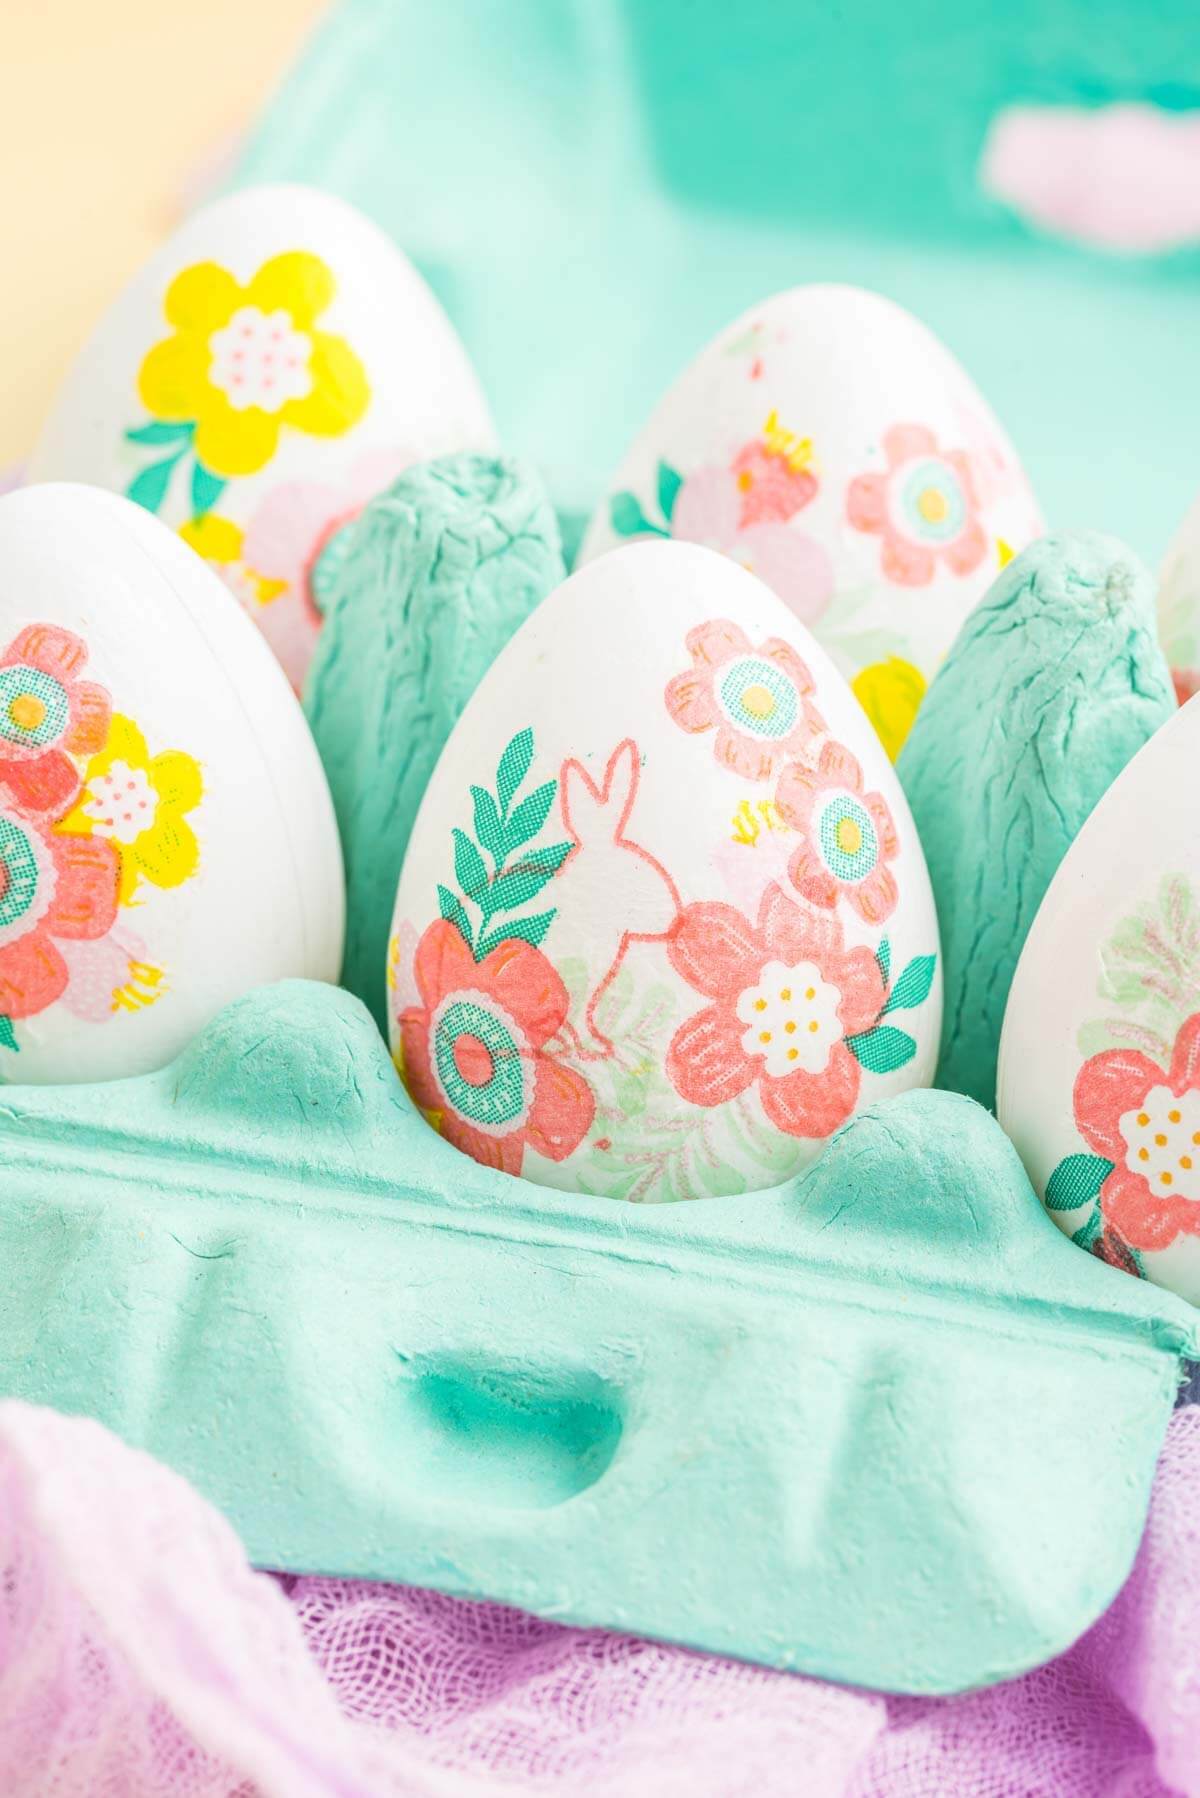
[{"x1": 388, "y1": 539, "x2": 941, "y2": 1200}]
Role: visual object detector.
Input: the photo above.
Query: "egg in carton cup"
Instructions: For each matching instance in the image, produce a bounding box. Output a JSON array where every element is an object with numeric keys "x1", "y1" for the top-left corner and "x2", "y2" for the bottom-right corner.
[{"x1": 1, "y1": 189, "x2": 1197, "y2": 1697}]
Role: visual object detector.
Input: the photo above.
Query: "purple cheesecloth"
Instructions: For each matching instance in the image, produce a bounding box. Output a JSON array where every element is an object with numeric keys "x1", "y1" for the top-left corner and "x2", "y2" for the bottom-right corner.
[{"x1": 0, "y1": 1391, "x2": 1198, "y2": 1797}]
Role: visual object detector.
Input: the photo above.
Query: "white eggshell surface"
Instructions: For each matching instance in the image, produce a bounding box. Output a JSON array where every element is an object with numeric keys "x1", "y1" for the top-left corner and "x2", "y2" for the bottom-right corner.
[
  {"x1": 0, "y1": 483, "x2": 343, "y2": 1083},
  {"x1": 579, "y1": 285, "x2": 1043, "y2": 759},
  {"x1": 1158, "y1": 486, "x2": 1200, "y2": 705},
  {"x1": 997, "y1": 698, "x2": 1200, "y2": 1305},
  {"x1": 28, "y1": 183, "x2": 495, "y2": 690},
  {"x1": 389, "y1": 540, "x2": 941, "y2": 1202}
]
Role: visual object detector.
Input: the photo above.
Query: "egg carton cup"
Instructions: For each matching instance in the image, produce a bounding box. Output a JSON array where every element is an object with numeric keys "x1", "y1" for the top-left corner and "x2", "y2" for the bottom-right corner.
[{"x1": 1, "y1": 976, "x2": 1193, "y2": 1697}]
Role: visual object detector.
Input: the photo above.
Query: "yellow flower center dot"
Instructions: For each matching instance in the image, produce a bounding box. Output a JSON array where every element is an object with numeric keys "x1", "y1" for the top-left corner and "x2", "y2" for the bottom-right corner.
[
  {"x1": 785, "y1": 1021, "x2": 796, "y2": 1034},
  {"x1": 805, "y1": 987, "x2": 815, "y2": 1000},
  {"x1": 835, "y1": 816, "x2": 863, "y2": 856},
  {"x1": 9, "y1": 693, "x2": 46, "y2": 733},
  {"x1": 1155, "y1": 1133, "x2": 1168, "y2": 1146},
  {"x1": 759, "y1": 1031, "x2": 772, "y2": 1044},
  {"x1": 1161, "y1": 1172, "x2": 1174, "y2": 1186},
  {"x1": 787, "y1": 1047, "x2": 798, "y2": 1061},
  {"x1": 1183, "y1": 1156, "x2": 1194, "y2": 1171},
  {"x1": 1138, "y1": 1113, "x2": 1150, "y2": 1126},
  {"x1": 1138, "y1": 1148, "x2": 1149, "y2": 1161},
  {"x1": 1170, "y1": 1109, "x2": 1182, "y2": 1123},
  {"x1": 808, "y1": 1020, "x2": 819, "y2": 1033},
  {"x1": 754, "y1": 998, "x2": 767, "y2": 1012},
  {"x1": 780, "y1": 987, "x2": 792, "y2": 1001},
  {"x1": 737, "y1": 471, "x2": 754, "y2": 492},
  {"x1": 917, "y1": 486, "x2": 948, "y2": 525},
  {"x1": 742, "y1": 683, "x2": 776, "y2": 720}
]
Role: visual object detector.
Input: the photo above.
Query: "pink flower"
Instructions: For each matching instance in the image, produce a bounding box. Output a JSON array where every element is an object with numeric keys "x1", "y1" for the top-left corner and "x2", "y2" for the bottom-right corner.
[
  {"x1": 665, "y1": 618, "x2": 825, "y2": 784},
  {"x1": 671, "y1": 420, "x2": 834, "y2": 625},
  {"x1": 1074, "y1": 1012, "x2": 1200, "y2": 1252},
  {"x1": 240, "y1": 449, "x2": 413, "y2": 690},
  {"x1": 665, "y1": 881, "x2": 886, "y2": 1140},
  {"x1": 775, "y1": 740, "x2": 900, "y2": 925},
  {"x1": 398, "y1": 919, "x2": 595, "y2": 1178},
  {"x1": 0, "y1": 806, "x2": 120, "y2": 1020},
  {"x1": 846, "y1": 423, "x2": 988, "y2": 587},
  {"x1": 0, "y1": 625, "x2": 112, "y2": 820}
]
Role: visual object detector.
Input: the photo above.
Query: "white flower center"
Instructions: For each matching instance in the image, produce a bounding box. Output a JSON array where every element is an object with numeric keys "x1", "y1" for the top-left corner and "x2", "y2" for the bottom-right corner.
[
  {"x1": 83, "y1": 761, "x2": 156, "y2": 846},
  {"x1": 208, "y1": 306, "x2": 313, "y2": 413},
  {"x1": 1120, "y1": 1085, "x2": 1200, "y2": 1202},
  {"x1": 736, "y1": 958, "x2": 843, "y2": 1078}
]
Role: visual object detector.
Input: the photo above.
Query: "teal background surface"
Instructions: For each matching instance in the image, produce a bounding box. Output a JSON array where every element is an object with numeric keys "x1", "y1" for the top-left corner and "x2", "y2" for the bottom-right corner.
[{"x1": 233, "y1": 0, "x2": 1200, "y2": 564}]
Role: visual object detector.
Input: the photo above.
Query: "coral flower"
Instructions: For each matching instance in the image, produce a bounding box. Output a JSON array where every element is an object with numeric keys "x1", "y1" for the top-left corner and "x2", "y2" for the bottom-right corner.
[
  {"x1": 1073, "y1": 1012, "x2": 1200, "y2": 1252},
  {"x1": 666, "y1": 881, "x2": 886, "y2": 1139},
  {"x1": 846, "y1": 423, "x2": 987, "y2": 587},
  {"x1": 398, "y1": 919, "x2": 595, "y2": 1177},
  {"x1": 0, "y1": 625, "x2": 111, "y2": 820},
  {"x1": 665, "y1": 618, "x2": 825, "y2": 783},
  {"x1": 0, "y1": 806, "x2": 119, "y2": 1020},
  {"x1": 775, "y1": 740, "x2": 900, "y2": 925},
  {"x1": 137, "y1": 252, "x2": 370, "y2": 479}
]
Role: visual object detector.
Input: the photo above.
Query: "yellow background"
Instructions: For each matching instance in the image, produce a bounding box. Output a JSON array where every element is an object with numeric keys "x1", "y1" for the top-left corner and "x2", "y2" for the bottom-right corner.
[{"x1": 0, "y1": 0, "x2": 326, "y2": 468}]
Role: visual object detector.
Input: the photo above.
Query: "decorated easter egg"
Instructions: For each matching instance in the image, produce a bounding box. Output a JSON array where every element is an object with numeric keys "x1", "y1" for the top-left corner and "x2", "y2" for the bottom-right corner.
[
  {"x1": 28, "y1": 183, "x2": 495, "y2": 691},
  {"x1": 1158, "y1": 487, "x2": 1200, "y2": 704},
  {"x1": 997, "y1": 697, "x2": 1200, "y2": 1304},
  {"x1": 388, "y1": 539, "x2": 941, "y2": 1201},
  {"x1": 578, "y1": 285, "x2": 1043, "y2": 759},
  {"x1": 0, "y1": 483, "x2": 344, "y2": 1083}
]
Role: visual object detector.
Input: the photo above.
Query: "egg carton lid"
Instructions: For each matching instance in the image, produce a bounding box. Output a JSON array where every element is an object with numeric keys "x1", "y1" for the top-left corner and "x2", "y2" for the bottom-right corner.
[{"x1": 0, "y1": 976, "x2": 1194, "y2": 1695}]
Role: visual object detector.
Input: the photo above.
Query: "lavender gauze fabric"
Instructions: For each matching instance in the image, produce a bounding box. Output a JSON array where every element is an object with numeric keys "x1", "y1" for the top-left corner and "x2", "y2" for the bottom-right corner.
[{"x1": 0, "y1": 1398, "x2": 1197, "y2": 1796}]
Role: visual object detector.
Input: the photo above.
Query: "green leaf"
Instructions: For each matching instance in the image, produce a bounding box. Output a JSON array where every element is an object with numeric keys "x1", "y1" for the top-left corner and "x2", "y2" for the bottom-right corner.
[
  {"x1": 191, "y1": 460, "x2": 226, "y2": 518},
  {"x1": 471, "y1": 785, "x2": 503, "y2": 859},
  {"x1": 0, "y1": 1015, "x2": 17, "y2": 1053},
  {"x1": 124, "y1": 420, "x2": 194, "y2": 446},
  {"x1": 505, "y1": 780, "x2": 557, "y2": 850},
  {"x1": 1071, "y1": 1209, "x2": 1103, "y2": 1249},
  {"x1": 496, "y1": 728, "x2": 534, "y2": 817},
  {"x1": 452, "y1": 828, "x2": 490, "y2": 906},
  {"x1": 883, "y1": 953, "x2": 937, "y2": 1015},
  {"x1": 657, "y1": 460, "x2": 683, "y2": 523},
  {"x1": 476, "y1": 910, "x2": 555, "y2": 959},
  {"x1": 487, "y1": 863, "x2": 555, "y2": 916},
  {"x1": 609, "y1": 492, "x2": 668, "y2": 539},
  {"x1": 875, "y1": 937, "x2": 891, "y2": 986},
  {"x1": 845, "y1": 1024, "x2": 917, "y2": 1074},
  {"x1": 518, "y1": 840, "x2": 573, "y2": 878},
  {"x1": 436, "y1": 884, "x2": 473, "y2": 951},
  {"x1": 1046, "y1": 1152, "x2": 1113, "y2": 1212},
  {"x1": 126, "y1": 453, "x2": 182, "y2": 515}
]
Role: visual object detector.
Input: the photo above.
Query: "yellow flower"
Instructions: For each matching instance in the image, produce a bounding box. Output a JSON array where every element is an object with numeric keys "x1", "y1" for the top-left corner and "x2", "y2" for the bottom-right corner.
[
  {"x1": 137, "y1": 252, "x2": 370, "y2": 479},
  {"x1": 179, "y1": 515, "x2": 288, "y2": 607},
  {"x1": 851, "y1": 656, "x2": 928, "y2": 761},
  {"x1": 57, "y1": 714, "x2": 203, "y2": 906}
]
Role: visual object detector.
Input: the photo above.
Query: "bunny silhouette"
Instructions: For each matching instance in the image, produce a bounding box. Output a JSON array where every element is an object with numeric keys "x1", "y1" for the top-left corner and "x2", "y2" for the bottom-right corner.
[{"x1": 555, "y1": 738, "x2": 681, "y2": 1056}]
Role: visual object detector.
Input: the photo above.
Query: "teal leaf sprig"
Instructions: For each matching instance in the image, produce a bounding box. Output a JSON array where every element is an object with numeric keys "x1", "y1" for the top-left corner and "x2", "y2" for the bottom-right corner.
[
  {"x1": 0, "y1": 1015, "x2": 17, "y2": 1054},
  {"x1": 439, "y1": 727, "x2": 572, "y2": 962},
  {"x1": 609, "y1": 459, "x2": 684, "y2": 541},
  {"x1": 124, "y1": 420, "x2": 227, "y2": 523},
  {"x1": 846, "y1": 940, "x2": 937, "y2": 1075}
]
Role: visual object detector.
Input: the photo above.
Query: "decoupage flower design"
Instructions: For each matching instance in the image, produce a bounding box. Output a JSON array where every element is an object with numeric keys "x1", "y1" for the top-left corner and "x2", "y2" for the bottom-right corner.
[
  {"x1": 665, "y1": 881, "x2": 886, "y2": 1139},
  {"x1": 1053, "y1": 1013, "x2": 1200, "y2": 1254},
  {"x1": 398, "y1": 918, "x2": 595, "y2": 1176},
  {"x1": 849, "y1": 656, "x2": 927, "y2": 762},
  {"x1": 0, "y1": 625, "x2": 111, "y2": 820},
  {"x1": 665, "y1": 618, "x2": 826, "y2": 783},
  {"x1": 56, "y1": 714, "x2": 202, "y2": 906},
  {"x1": 775, "y1": 740, "x2": 900, "y2": 925},
  {"x1": 0, "y1": 804, "x2": 120, "y2": 1023},
  {"x1": 127, "y1": 251, "x2": 371, "y2": 523},
  {"x1": 846, "y1": 423, "x2": 987, "y2": 587},
  {"x1": 610, "y1": 414, "x2": 834, "y2": 625}
]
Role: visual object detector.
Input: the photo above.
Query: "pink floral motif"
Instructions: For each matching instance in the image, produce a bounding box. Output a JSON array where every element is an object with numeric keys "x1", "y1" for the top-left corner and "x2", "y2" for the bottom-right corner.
[
  {"x1": 665, "y1": 619, "x2": 825, "y2": 784},
  {"x1": 1073, "y1": 1012, "x2": 1200, "y2": 1252},
  {"x1": 775, "y1": 740, "x2": 900, "y2": 925},
  {"x1": 665, "y1": 881, "x2": 886, "y2": 1140},
  {"x1": 0, "y1": 625, "x2": 112, "y2": 820},
  {"x1": 240, "y1": 450, "x2": 413, "y2": 690},
  {"x1": 671, "y1": 418, "x2": 834, "y2": 625},
  {"x1": 846, "y1": 423, "x2": 988, "y2": 587},
  {"x1": 0, "y1": 805, "x2": 120, "y2": 1021},
  {"x1": 398, "y1": 919, "x2": 595, "y2": 1178}
]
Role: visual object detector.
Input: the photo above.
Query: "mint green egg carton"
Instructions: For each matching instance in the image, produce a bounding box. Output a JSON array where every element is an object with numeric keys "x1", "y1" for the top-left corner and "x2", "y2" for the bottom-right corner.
[{"x1": 1, "y1": 976, "x2": 1194, "y2": 1695}]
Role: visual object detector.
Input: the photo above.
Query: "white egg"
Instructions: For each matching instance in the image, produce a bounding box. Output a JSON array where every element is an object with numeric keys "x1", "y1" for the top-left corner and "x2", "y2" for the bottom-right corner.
[
  {"x1": 578, "y1": 285, "x2": 1043, "y2": 760},
  {"x1": 0, "y1": 483, "x2": 344, "y2": 1083},
  {"x1": 28, "y1": 183, "x2": 495, "y2": 691},
  {"x1": 388, "y1": 539, "x2": 941, "y2": 1201},
  {"x1": 997, "y1": 697, "x2": 1200, "y2": 1304},
  {"x1": 1159, "y1": 487, "x2": 1200, "y2": 705}
]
